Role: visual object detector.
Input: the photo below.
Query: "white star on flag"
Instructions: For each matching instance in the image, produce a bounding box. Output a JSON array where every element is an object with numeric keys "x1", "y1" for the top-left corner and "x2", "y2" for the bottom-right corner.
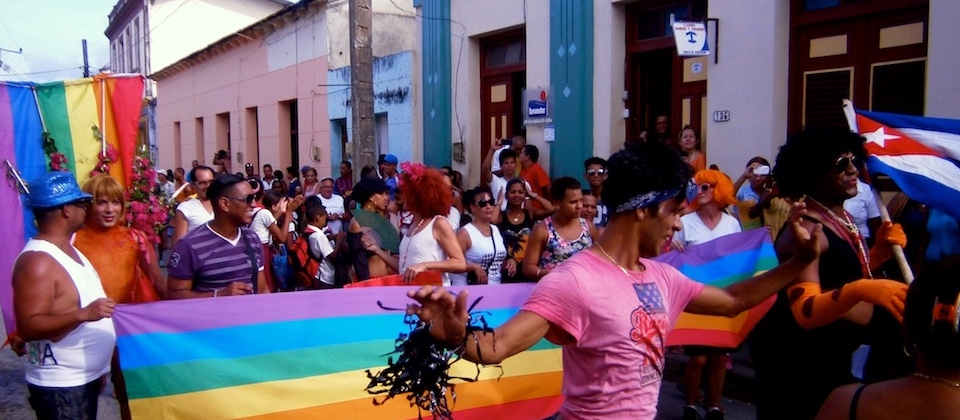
[{"x1": 863, "y1": 127, "x2": 900, "y2": 148}]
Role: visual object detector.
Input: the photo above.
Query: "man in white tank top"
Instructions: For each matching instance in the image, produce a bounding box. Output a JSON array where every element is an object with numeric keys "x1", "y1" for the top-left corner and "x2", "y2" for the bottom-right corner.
[{"x1": 12, "y1": 171, "x2": 117, "y2": 420}]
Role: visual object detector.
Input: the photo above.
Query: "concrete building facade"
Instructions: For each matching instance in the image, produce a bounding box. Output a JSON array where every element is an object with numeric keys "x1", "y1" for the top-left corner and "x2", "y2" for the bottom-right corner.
[
  {"x1": 416, "y1": 0, "x2": 960, "y2": 186},
  {"x1": 151, "y1": 0, "x2": 418, "y2": 178}
]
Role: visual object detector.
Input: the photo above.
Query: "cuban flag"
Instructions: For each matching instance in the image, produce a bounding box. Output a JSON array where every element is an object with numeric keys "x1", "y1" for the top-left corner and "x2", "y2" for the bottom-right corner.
[{"x1": 853, "y1": 109, "x2": 960, "y2": 222}]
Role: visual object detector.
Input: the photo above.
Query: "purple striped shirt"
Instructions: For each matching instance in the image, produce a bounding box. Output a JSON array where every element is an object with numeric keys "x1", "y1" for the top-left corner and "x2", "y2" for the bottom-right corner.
[{"x1": 168, "y1": 224, "x2": 264, "y2": 292}]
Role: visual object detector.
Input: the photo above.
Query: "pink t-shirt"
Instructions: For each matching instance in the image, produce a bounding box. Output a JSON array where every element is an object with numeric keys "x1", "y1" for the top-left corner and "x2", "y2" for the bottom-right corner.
[{"x1": 521, "y1": 250, "x2": 704, "y2": 419}]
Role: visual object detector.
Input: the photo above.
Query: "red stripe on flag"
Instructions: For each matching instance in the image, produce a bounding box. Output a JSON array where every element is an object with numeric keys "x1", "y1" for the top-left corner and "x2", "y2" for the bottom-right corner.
[
  {"x1": 857, "y1": 115, "x2": 941, "y2": 157},
  {"x1": 412, "y1": 395, "x2": 565, "y2": 420},
  {"x1": 107, "y1": 76, "x2": 145, "y2": 186}
]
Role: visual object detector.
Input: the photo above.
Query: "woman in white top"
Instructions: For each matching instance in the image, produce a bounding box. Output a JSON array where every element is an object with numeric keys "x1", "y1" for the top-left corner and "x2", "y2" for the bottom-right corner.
[
  {"x1": 171, "y1": 166, "x2": 215, "y2": 245},
  {"x1": 672, "y1": 168, "x2": 742, "y2": 418},
  {"x1": 388, "y1": 164, "x2": 465, "y2": 285},
  {"x1": 451, "y1": 187, "x2": 508, "y2": 285}
]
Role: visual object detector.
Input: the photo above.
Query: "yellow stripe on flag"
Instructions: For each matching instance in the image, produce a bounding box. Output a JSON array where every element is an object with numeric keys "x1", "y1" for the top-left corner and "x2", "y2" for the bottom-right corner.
[
  {"x1": 61, "y1": 78, "x2": 101, "y2": 186},
  {"x1": 129, "y1": 348, "x2": 562, "y2": 420}
]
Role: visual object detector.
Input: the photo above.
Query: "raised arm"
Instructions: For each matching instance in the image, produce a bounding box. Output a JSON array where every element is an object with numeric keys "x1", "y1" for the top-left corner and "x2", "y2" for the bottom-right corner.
[{"x1": 684, "y1": 203, "x2": 822, "y2": 317}]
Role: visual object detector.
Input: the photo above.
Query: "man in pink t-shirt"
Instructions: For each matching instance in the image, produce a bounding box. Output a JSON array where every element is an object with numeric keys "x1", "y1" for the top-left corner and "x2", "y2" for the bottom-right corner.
[{"x1": 408, "y1": 142, "x2": 822, "y2": 419}]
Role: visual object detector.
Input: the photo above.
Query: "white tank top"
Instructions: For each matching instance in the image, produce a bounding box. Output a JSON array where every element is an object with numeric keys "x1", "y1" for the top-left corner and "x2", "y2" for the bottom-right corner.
[
  {"x1": 399, "y1": 216, "x2": 451, "y2": 286},
  {"x1": 450, "y1": 223, "x2": 506, "y2": 286},
  {"x1": 178, "y1": 198, "x2": 214, "y2": 233},
  {"x1": 20, "y1": 239, "x2": 116, "y2": 387}
]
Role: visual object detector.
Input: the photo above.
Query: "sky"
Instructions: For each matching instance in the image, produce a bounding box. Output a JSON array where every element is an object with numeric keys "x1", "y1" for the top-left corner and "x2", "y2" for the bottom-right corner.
[{"x1": 0, "y1": 0, "x2": 117, "y2": 83}]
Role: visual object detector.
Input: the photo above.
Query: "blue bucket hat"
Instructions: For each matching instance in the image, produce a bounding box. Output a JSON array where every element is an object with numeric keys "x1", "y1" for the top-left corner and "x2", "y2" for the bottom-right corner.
[{"x1": 24, "y1": 172, "x2": 93, "y2": 209}]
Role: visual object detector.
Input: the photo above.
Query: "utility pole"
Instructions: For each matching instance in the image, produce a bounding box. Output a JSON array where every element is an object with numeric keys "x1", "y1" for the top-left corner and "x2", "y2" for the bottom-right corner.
[
  {"x1": 82, "y1": 39, "x2": 90, "y2": 77},
  {"x1": 0, "y1": 46, "x2": 23, "y2": 73},
  {"x1": 349, "y1": 0, "x2": 376, "y2": 184}
]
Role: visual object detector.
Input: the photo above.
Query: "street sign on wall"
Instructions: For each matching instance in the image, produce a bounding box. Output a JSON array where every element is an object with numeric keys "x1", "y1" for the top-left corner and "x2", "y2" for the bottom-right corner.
[{"x1": 672, "y1": 21, "x2": 709, "y2": 57}]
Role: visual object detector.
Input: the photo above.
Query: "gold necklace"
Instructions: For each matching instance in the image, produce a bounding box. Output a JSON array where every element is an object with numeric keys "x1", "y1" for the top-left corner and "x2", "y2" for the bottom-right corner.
[
  {"x1": 912, "y1": 372, "x2": 960, "y2": 388},
  {"x1": 596, "y1": 243, "x2": 631, "y2": 276},
  {"x1": 805, "y1": 196, "x2": 873, "y2": 278}
]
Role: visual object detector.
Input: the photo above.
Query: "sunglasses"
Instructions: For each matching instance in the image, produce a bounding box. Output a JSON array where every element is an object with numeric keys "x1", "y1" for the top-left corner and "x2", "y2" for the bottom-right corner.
[
  {"x1": 586, "y1": 169, "x2": 606, "y2": 177},
  {"x1": 224, "y1": 194, "x2": 256, "y2": 205},
  {"x1": 69, "y1": 198, "x2": 93, "y2": 209},
  {"x1": 474, "y1": 199, "x2": 496, "y2": 208},
  {"x1": 834, "y1": 155, "x2": 859, "y2": 173},
  {"x1": 698, "y1": 184, "x2": 714, "y2": 192}
]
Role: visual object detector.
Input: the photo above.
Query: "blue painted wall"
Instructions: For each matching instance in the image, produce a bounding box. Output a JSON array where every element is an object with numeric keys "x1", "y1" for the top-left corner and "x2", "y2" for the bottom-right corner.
[
  {"x1": 328, "y1": 51, "x2": 414, "y2": 178},
  {"x1": 549, "y1": 0, "x2": 593, "y2": 179},
  {"x1": 418, "y1": 0, "x2": 452, "y2": 167}
]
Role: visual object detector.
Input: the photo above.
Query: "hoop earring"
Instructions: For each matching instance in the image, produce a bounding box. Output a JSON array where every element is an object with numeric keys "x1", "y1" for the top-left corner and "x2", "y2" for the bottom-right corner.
[{"x1": 903, "y1": 341, "x2": 916, "y2": 357}]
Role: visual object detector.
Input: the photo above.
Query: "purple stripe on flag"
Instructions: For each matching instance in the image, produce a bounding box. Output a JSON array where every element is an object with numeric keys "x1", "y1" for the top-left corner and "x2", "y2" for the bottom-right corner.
[
  {"x1": 115, "y1": 283, "x2": 535, "y2": 336},
  {"x1": 0, "y1": 83, "x2": 27, "y2": 334},
  {"x1": 655, "y1": 228, "x2": 771, "y2": 267}
]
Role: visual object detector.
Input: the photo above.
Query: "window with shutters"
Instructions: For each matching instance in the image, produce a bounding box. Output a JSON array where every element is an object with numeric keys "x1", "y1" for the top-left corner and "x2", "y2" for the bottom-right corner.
[
  {"x1": 871, "y1": 59, "x2": 925, "y2": 115},
  {"x1": 802, "y1": 68, "x2": 852, "y2": 129}
]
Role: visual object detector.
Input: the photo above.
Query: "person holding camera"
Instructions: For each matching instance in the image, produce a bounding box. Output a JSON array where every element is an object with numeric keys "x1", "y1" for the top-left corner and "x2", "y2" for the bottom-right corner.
[{"x1": 733, "y1": 156, "x2": 774, "y2": 231}]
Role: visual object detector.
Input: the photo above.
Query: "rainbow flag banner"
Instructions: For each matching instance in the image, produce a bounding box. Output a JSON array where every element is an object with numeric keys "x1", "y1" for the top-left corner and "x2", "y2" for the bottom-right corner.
[
  {"x1": 0, "y1": 75, "x2": 145, "y2": 335},
  {"x1": 113, "y1": 285, "x2": 564, "y2": 419},
  {"x1": 655, "y1": 229, "x2": 779, "y2": 348}
]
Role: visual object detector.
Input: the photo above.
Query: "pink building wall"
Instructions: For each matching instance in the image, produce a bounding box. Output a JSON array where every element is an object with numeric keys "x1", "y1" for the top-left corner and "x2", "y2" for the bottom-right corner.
[{"x1": 156, "y1": 38, "x2": 330, "y2": 177}]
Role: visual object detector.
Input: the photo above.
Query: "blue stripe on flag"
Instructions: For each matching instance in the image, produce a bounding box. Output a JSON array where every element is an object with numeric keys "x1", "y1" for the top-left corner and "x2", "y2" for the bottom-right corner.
[
  {"x1": 117, "y1": 307, "x2": 520, "y2": 370},
  {"x1": 867, "y1": 155, "x2": 960, "y2": 222},
  {"x1": 861, "y1": 110, "x2": 960, "y2": 136}
]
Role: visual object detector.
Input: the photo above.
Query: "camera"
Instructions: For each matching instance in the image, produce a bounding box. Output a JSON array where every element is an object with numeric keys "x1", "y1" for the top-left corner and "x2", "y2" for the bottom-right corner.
[{"x1": 753, "y1": 165, "x2": 771, "y2": 175}]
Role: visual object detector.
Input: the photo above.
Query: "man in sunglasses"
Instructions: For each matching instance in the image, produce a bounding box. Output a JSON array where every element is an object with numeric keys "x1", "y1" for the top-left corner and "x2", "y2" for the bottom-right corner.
[
  {"x1": 750, "y1": 128, "x2": 909, "y2": 419},
  {"x1": 12, "y1": 171, "x2": 116, "y2": 420},
  {"x1": 584, "y1": 156, "x2": 609, "y2": 227},
  {"x1": 168, "y1": 174, "x2": 270, "y2": 299}
]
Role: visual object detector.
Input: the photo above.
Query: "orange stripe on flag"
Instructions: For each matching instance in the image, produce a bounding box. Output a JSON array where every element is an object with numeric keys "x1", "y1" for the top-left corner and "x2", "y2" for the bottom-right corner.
[{"x1": 240, "y1": 371, "x2": 563, "y2": 420}]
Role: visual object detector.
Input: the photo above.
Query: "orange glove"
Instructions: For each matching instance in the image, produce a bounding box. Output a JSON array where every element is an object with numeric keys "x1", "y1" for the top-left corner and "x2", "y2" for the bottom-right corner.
[
  {"x1": 872, "y1": 221, "x2": 906, "y2": 262},
  {"x1": 787, "y1": 279, "x2": 908, "y2": 329}
]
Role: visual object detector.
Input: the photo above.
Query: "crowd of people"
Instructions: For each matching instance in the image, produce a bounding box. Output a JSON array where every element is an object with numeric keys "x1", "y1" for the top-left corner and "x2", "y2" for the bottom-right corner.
[{"x1": 8, "y1": 123, "x2": 960, "y2": 420}]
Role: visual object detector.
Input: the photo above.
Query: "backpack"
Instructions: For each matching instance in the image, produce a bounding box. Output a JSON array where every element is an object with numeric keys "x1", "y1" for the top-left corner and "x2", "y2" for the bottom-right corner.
[{"x1": 288, "y1": 230, "x2": 322, "y2": 289}]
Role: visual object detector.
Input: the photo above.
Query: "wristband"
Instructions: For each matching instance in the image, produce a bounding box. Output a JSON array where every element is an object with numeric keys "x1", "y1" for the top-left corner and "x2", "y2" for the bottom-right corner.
[
  {"x1": 536, "y1": 268, "x2": 542, "y2": 277},
  {"x1": 213, "y1": 289, "x2": 219, "y2": 298}
]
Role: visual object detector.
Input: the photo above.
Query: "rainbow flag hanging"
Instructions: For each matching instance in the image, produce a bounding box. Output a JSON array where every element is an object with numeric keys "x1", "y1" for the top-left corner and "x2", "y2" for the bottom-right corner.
[
  {"x1": 0, "y1": 75, "x2": 145, "y2": 336},
  {"x1": 654, "y1": 228, "x2": 779, "y2": 348},
  {"x1": 113, "y1": 285, "x2": 564, "y2": 419}
]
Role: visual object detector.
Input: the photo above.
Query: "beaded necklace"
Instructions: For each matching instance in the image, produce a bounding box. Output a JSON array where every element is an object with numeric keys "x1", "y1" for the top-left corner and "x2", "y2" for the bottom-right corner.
[{"x1": 805, "y1": 197, "x2": 873, "y2": 278}]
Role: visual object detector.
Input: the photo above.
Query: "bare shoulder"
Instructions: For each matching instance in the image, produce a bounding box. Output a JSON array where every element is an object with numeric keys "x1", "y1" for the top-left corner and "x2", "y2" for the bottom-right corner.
[
  {"x1": 815, "y1": 383, "x2": 860, "y2": 420},
  {"x1": 12, "y1": 251, "x2": 61, "y2": 287}
]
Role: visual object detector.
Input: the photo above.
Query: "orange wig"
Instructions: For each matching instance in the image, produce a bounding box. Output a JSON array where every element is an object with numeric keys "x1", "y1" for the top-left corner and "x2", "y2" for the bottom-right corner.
[{"x1": 689, "y1": 169, "x2": 736, "y2": 211}]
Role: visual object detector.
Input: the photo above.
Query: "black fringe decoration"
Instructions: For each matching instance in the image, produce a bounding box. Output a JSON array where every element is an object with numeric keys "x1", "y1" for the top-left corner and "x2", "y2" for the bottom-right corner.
[{"x1": 364, "y1": 297, "x2": 497, "y2": 419}]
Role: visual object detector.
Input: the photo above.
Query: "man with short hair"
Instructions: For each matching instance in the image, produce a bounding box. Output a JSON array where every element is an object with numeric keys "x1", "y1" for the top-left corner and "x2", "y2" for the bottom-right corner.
[
  {"x1": 171, "y1": 166, "x2": 215, "y2": 245},
  {"x1": 286, "y1": 166, "x2": 301, "y2": 197},
  {"x1": 380, "y1": 154, "x2": 400, "y2": 200},
  {"x1": 167, "y1": 174, "x2": 270, "y2": 299},
  {"x1": 318, "y1": 177, "x2": 347, "y2": 234},
  {"x1": 13, "y1": 171, "x2": 116, "y2": 420},
  {"x1": 408, "y1": 141, "x2": 823, "y2": 419},
  {"x1": 261, "y1": 164, "x2": 275, "y2": 191},
  {"x1": 652, "y1": 114, "x2": 671, "y2": 146},
  {"x1": 482, "y1": 138, "x2": 519, "y2": 210},
  {"x1": 492, "y1": 135, "x2": 526, "y2": 177},
  {"x1": 584, "y1": 156, "x2": 609, "y2": 227},
  {"x1": 519, "y1": 144, "x2": 550, "y2": 201}
]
